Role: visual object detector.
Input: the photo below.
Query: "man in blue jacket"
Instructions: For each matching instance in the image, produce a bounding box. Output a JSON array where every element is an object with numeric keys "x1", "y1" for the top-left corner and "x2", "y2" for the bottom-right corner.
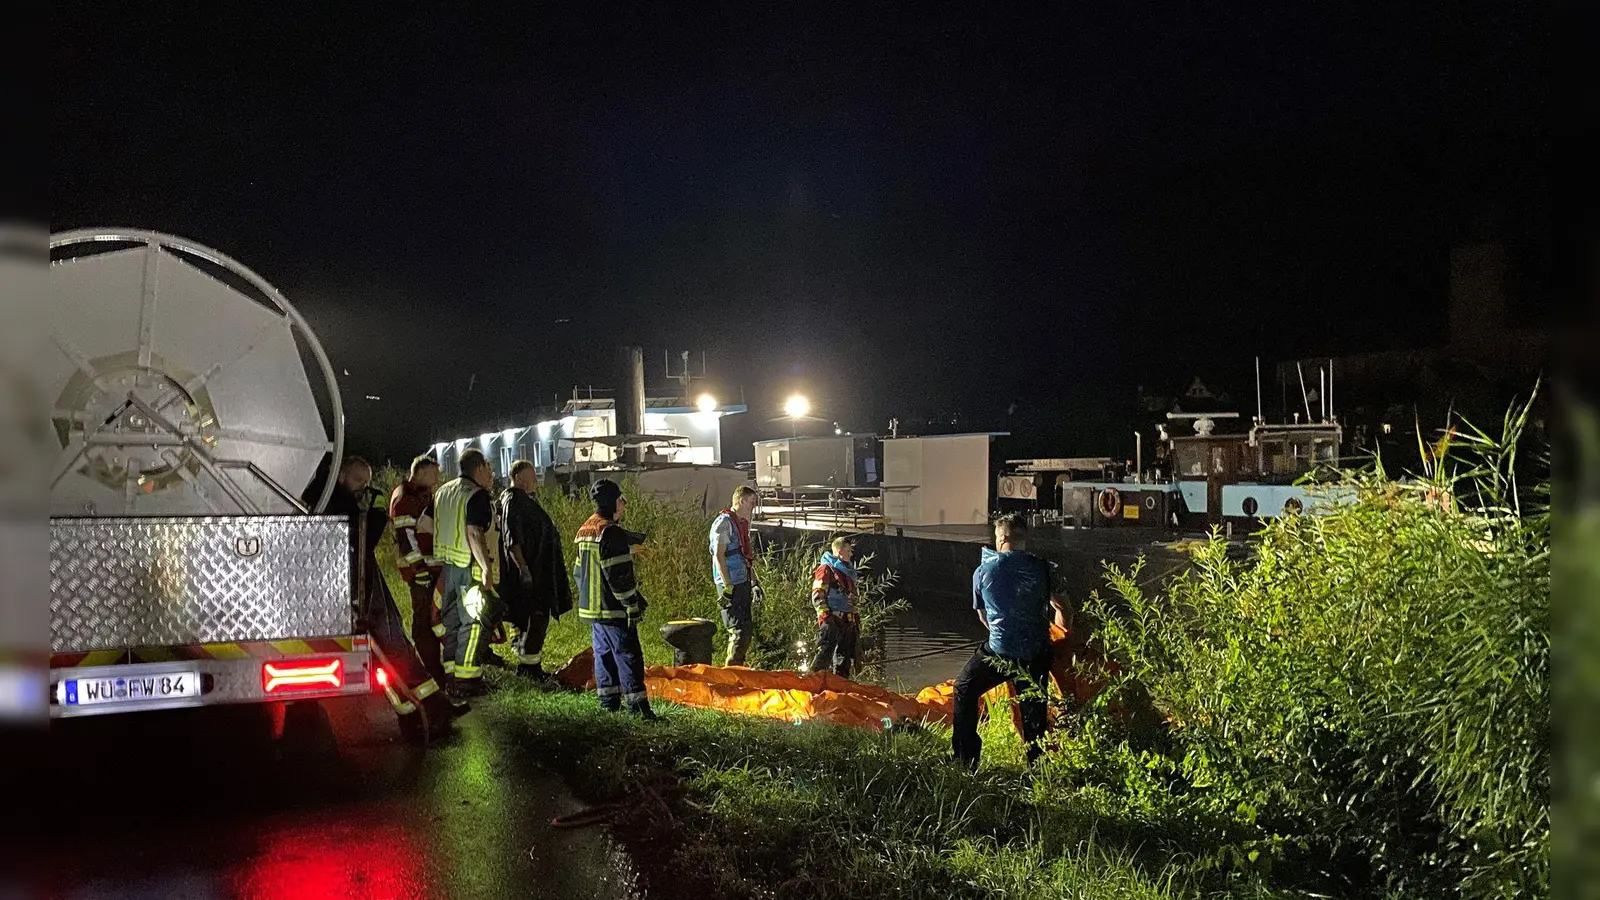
[{"x1": 952, "y1": 513, "x2": 1061, "y2": 771}]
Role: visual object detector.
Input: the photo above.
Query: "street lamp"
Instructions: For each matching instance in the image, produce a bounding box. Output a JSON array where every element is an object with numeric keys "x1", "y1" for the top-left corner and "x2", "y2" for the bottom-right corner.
[
  {"x1": 696, "y1": 393, "x2": 718, "y2": 413},
  {"x1": 784, "y1": 393, "x2": 809, "y2": 439}
]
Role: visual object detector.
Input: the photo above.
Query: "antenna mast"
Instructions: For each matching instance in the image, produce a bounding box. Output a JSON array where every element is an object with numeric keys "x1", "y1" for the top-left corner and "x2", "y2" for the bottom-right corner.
[
  {"x1": 1254, "y1": 356, "x2": 1263, "y2": 425},
  {"x1": 1295, "y1": 362, "x2": 1313, "y2": 423}
]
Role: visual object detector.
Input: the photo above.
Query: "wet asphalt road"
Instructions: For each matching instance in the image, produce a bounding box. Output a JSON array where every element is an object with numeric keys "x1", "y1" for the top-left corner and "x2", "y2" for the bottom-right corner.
[{"x1": 15, "y1": 694, "x2": 639, "y2": 900}]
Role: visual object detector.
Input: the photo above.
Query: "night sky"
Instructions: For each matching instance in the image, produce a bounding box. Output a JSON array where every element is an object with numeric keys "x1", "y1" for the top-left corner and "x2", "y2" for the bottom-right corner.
[{"x1": 52, "y1": 4, "x2": 1547, "y2": 463}]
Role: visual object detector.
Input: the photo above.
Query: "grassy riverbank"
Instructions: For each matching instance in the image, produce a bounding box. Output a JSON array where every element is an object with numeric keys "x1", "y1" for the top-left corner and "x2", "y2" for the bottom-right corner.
[{"x1": 376, "y1": 399, "x2": 1548, "y2": 898}]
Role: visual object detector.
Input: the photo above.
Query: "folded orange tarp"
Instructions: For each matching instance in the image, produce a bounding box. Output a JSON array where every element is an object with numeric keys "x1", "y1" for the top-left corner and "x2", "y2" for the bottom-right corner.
[
  {"x1": 553, "y1": 648, "x2": 950, "y2": 731},
  {"x1": 549, "y1": 623, "x2": 1120, "y2": 733}
]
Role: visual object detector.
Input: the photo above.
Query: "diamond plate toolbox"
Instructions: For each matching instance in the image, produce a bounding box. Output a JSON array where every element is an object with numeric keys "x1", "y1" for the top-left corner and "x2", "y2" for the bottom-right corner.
[{"x1": 51, "y1": 516, "x2": 353, "y2": 652}]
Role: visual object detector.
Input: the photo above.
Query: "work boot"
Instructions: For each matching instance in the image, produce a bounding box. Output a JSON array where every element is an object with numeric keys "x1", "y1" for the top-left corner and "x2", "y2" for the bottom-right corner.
[
  {"x1": 425, "y1": 692, "x2": 469, "y2": 722},
  {"x1": 632, "y1": 703, "x2": 661, "y2": 722},
  {"x1": 515, "y1": 664, "x2": 550, "y2": 682},
  {"x1": 447, "y1": 676, "x2": 490, "y2": 699},
  {"x1": 398, "y1": 709, "x2": 456, "y2": 746}
]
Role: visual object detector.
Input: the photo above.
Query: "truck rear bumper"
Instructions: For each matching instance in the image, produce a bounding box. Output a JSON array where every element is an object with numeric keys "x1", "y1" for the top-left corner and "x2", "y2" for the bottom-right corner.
[{"x1": 49, "y1": 639, "x2": 374, "y2": 718}]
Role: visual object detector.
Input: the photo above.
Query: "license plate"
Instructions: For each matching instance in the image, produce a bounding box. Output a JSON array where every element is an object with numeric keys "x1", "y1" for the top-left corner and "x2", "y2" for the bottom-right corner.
[{"x1": 60, "y1": 669, "x2": 202, "y2": 707}]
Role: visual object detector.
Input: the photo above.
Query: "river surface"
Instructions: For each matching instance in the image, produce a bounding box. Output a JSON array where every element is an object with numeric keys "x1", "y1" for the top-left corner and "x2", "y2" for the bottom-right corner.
[{"x1": 877, "y1": 588, "x2": 986, "y2": 693}]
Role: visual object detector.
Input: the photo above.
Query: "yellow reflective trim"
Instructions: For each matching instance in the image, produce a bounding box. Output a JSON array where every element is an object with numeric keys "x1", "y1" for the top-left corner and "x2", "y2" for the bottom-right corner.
[
  {"x1": 443, "y1": 660, "x2": 456, "y2": 674},
  {"x1": 271, "y1": 640, "x2": 315, "y2": 656},
  {"x1": 614, "y1": 587, "x2": 638, "y2": 600},
  {"x1": 205, "y1": 643, "x2": 251, "y2": 660},
  {"x1": 392, "y1": 516, "x2": 418, "y2": 527},
  {"x1": 401, "y1": 551, "x2": 424, "y2": 564},
  {"x1": 463, "y1": 623, "x2": 482, "y2": 670},
  {"x1": 599, "y1": 554, "x2": 632, "y2": 568},
  {"x1": 455, "y1": 666, "x2": 482, "y2": 679},
  {"x1": 413, "y1": 679, "x2": 440, "y2": 700},
  {"x1": 432, "y1": 623, "x2": 447, "y2": 637}
]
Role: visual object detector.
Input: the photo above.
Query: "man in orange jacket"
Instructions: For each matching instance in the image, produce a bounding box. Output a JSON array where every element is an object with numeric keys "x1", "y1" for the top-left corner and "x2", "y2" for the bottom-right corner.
[{"x1": 390, "y1": 454, "x2": 445, "y2": 684}]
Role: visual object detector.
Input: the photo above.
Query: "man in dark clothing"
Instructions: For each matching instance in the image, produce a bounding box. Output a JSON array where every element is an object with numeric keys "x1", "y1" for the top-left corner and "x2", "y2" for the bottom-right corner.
[
  {"x1": 573, "y1": 479, "x2": 657, "y2": 719},
  {"x1": 498, "y1": 459, "x2": 573, "y2": 681},
  {"x1": 951, "y1": 513, "x2": 1063, "y2": 772},
  {"x1": 308, "y1": 456, "x2": 463, "y2": 745}
]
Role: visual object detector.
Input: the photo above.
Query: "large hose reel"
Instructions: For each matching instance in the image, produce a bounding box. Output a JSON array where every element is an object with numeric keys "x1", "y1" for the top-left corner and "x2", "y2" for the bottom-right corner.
[{"x1": 47, "y1": 229, "x2": 343, "y2": 516}]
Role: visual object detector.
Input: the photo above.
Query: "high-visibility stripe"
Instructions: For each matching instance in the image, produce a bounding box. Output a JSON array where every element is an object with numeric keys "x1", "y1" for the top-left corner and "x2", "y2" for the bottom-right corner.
[
  {"x1": 455, "y1": 665, "x2": 482, "y2": 679},
  {"x1": 596, "y1": 685, "x2": 621, "y2": 697},
  {"x1": 518, "y1": 654, "x2": 542, "y2": 665},
  {"x1": 402, "y1": 551, "x2": 424, "y2": 564},
  {"x1": 50, "y1": 649, "x2": 127, "y2": 668},
  {"x1": 100, "y1": 638, "x2": 361, "y2": 665},
  {"x1": 432, "y1": 623, "x2": 447, "y2": 637},
  {"x1": 623, "y1": 690, "x2": 648, "y2": 704},
  {"x1": 599, "y1": 554, "x2": 631, "y2": 568},
  {"x1": 579, "y1": 608, "x2": 631, "y2": 620},
  {"x1": 413, "y1": 679, "x2": 440, "y2": 700},
  {"x1": 443, "y1": 660, "x2": 456, "y2": 675},
  {"x1": 614, "y1": 587, "x2": 638, "y2": 600},
  {"x1": 392, "y1": 516, "x2": 418, "y2": 528},
  {"x1": 462, "y1": 623, "x2": 482, "y2": 673},
  {"x1": 382, "y1": 683, "x2": 416, "y2": 714}
]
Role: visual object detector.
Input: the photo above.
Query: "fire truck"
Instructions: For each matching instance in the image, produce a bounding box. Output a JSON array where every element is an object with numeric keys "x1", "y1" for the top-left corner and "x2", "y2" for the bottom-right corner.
[{"x1": 46, "y1": 228, "x2": 394, "y2": 718}]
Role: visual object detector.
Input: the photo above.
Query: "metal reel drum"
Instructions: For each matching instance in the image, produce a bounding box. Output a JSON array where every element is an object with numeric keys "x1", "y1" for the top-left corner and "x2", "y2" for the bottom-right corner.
[{"x1": 47, "y1": 229, "x2": 343, "y2": 516}]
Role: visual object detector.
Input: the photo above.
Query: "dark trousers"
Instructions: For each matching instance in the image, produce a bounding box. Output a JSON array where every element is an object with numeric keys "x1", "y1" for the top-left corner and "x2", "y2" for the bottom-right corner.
[
  {"x1": 362, "y1": 574, "x2": 442, "y2": 716},
  {"x1": 502, "y1": 580, "x2": 551, "y2": 669},
  {"x1": 951, "y1": 645, "x2": 1054, "y2": 771},
  {"x1": 515, "y1": 609, "x2": 550, "y2": 669},
  {"x1": 407, "y1": 577, "x2": 445, "y2": 684},
  {"x1": 809, "y1": 614, "x2": 859, "y2": 679},
  {"x1": 439, "y1": 564, "x2": 494, "y2": 680},
  {"x1": 719, "y1": 580, "x2": 754, "y2": 666},
  {"x1": 591, "y1": 621, "x2": 651, "y2": 712}
]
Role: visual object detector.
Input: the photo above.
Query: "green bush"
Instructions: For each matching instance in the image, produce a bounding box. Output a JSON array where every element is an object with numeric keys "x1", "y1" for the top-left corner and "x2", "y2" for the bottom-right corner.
[{"x1": 1084, "y1": 396, "x2": 1549, "y2": 898}]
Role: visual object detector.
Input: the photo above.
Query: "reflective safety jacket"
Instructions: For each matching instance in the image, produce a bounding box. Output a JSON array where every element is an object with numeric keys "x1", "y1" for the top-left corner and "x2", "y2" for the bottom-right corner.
[
  {"x1": 433, "y1": 476, "x2": 487, "y2": 572},
  {"x1": 810, "y1": 551, "x2": 859, "y2": 614},
  {"x1": 389, "y1": 480, "x2": 440, "y2": 583},
  {"x1": 573, "y1": 514, "x2": 647, "y2": 622},
  {"x1": 709, "y1": 509, "x2": 753, "y2": 588}
]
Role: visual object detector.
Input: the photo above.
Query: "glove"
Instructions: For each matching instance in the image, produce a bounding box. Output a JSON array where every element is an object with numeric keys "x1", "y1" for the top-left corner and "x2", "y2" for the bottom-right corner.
[
  {"x1": 751, "y1": 584, "x2": 766, "y2": 607},
  {"x1": 519, "y1": 570, "x2": 535, "y2": 591},
  {"x1": 718, "y1": 585, "x2": 735, "y2": 610}
]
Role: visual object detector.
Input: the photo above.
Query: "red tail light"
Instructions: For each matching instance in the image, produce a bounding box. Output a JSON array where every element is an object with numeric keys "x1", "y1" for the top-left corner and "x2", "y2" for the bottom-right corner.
[
  {"x1": 375, "y1": 666, "x2": 390, "y2": 688},
  {"x1": 262, "y1": 658, "x2": 344, "y2": 694}
]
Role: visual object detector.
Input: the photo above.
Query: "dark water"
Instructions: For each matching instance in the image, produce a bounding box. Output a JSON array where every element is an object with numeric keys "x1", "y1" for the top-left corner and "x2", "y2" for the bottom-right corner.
[{"x1": 879, "y1": 590, "x2": 986, "y2": 693}]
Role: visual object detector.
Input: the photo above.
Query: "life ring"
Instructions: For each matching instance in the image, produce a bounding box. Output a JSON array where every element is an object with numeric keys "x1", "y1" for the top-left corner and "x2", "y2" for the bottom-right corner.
[{"x1": 1097, "y1": 487, "x2": 1122, "y2": 519}]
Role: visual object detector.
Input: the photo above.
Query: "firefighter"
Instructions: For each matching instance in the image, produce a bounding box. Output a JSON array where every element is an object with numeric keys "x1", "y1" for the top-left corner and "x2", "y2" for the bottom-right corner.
[
  {"x1": 433, "y1": 449, "x2": 500, "y2": 698},
  {"x1": 951, "y1": 513, "x2": 1059, "y2": 772},
  {"x1": 498, "y1": 459, "x2": 573, "y2": 680},
  {"x1": 389, "y1": 454, "x2": 445, "y2": 684},
  {"x1": 808, "y1": 535, "x2": 861, "y2": 679},
  {"x1": 312, "y1": 456, "x2": 460, "y2": 745},
  {"x1": 573, "y1": 479, "x2": 658, "y2": 719},
  {"x1": 709, "y1": 485, "x2": 761, "y2": 666}
]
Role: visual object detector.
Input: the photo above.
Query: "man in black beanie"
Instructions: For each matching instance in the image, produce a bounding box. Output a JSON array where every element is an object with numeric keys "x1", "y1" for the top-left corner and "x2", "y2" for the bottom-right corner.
[{"x1": 571, "y1": 479, "x2": 658, "y2": 719}]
